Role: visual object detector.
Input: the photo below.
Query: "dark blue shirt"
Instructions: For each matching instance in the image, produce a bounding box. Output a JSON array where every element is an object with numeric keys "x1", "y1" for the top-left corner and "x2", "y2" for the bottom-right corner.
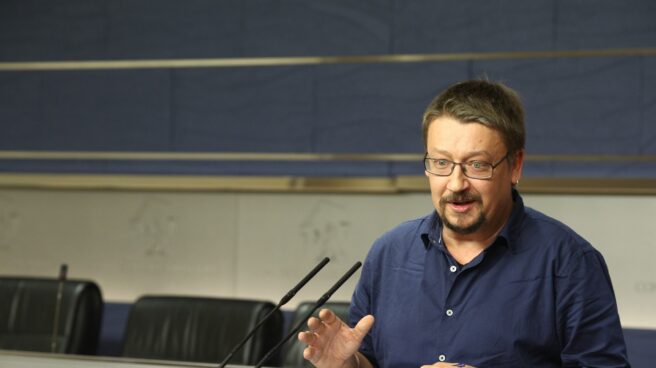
[{"x1": 350, "y1": 191, "x2": 629, "y2": 367}]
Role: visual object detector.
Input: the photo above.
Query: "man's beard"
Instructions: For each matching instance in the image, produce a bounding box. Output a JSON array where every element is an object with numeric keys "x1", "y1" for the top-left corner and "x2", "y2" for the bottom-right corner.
[{"x1": 438, "y1": 193, "x2": 485, "y2": 234}]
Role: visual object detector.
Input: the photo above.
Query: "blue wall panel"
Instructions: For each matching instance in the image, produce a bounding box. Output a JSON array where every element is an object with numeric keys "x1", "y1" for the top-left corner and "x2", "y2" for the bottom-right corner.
[
  {"x1": 392, "y1": 1, "x2": 556, "y2": 53},
  {"x1": 1, "y1": 0, "x2": 655, "y2": 178},
  {"x1": 312, "y1": 62, "x2": 468, "y2": 153},
  {"x1": 643, "y1": 57, "x2": 656, "y2": 154},
  {"x1": 4, "y1": 0, "x2": 655, "y2": 61},
  {"x1": 555, "y1": 1, "x2": 656, "y2": 49},
  {"x1": 0, "y1": 70, "x2": 173, "y2": 150},
  {"x1": 172, "y1": 67, "x2": 315, "y2": 152},
  {"x1": 473, "y1": 57, "x2": 647, "y2": 155}
]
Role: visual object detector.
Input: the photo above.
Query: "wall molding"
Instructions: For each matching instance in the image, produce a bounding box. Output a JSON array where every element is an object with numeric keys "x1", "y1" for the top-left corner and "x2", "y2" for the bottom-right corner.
[
  {"x1": 1, "y1": 47, "x2": 656, "y2": 71},
  {"x1": 1, "y1": 150, "x2": 655, "y2": 162},
  {"x1": 0, "y1": 173, "x2": 654, "y2": 195}
]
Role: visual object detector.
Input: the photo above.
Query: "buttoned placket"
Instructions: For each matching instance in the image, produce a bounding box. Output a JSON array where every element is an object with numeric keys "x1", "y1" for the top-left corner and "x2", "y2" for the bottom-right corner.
[
  {"x1": 433, "y1": 234, "x2": 494, "y2": 363},
  {"x1": 431, "y1": 235, "x2": 466, "y2": 363}
]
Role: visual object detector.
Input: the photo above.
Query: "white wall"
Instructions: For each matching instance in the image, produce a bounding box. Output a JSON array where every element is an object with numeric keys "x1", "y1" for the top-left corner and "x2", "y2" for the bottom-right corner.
[{"x1": 0, "y1": 188, "x2": 653, "y2": 328}]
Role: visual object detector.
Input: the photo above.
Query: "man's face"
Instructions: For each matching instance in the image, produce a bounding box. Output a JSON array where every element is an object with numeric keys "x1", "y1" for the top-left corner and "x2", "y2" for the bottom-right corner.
[{"x1": 425, "y1": 116, "x2": 523, "y2": 238}]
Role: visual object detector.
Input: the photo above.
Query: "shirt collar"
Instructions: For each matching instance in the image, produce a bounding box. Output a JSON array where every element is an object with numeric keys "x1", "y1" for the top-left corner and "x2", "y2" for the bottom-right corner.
[
  {"x1": 420, "y1": 211, "x2": 442, "y2": 250},
  {"x1": 497, "y1": 188, "x2": 524, "y2": 254},
  {"x1": 420, "y1": 188, "x2": 525, "y2": 253}
]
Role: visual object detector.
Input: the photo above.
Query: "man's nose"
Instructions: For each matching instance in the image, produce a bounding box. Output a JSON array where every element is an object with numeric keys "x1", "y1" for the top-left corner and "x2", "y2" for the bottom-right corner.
[{"x1": 446, "y1": 164, "x2": 470, "y2": 193}]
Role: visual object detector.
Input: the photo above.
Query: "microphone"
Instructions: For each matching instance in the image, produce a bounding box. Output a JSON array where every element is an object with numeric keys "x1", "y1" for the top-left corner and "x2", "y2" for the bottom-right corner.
[
  {"x1": 50, "y1": 263, "x2": 68, "y2": 353},
  {"x1": 253, "y1": 261, "x2": 362, "y2": 368},
  {"x1": 217, "y1": 257, "x2": 330, "y2": 368}
]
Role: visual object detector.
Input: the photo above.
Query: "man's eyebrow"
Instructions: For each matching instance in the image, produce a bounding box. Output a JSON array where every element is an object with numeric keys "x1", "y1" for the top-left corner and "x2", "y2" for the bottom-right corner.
[
  {"x1": 427, "y1": 149, "x2": 451, "y2": 157},
  {"x1": 466, "y1": 150, "x2": 494, "y2": 159},
  {"x1": 427, "y1": 149, "x2": 493, "y2": 159}
]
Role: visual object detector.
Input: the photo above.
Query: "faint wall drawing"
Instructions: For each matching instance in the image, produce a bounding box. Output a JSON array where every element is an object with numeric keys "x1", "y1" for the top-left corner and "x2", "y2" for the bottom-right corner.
[
  {"x1": 299, "y1": 200, "x2": 351, "y2": 263},
  {"x1": 0, "y1": 196, "x2": 20, "y2": 251},
  {"x1": 129, "y1": 197, "x2": 177, "y2": 256},
  {"x1": 635, "y1": 281, "x2": 656, "y2": 294}
]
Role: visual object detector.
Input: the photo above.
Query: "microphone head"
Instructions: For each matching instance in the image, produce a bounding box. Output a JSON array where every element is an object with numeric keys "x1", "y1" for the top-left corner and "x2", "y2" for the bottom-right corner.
[{"x1": 59, "y1": 264, "x2": 68, "y2": 281}]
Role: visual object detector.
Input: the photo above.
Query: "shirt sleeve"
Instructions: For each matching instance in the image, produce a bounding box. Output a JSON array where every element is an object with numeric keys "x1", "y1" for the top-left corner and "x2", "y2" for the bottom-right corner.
[
  {"x1": 350, "y1": 252, "x2": 379, "y2": 367},
  {"x1": 555, "y1": 244, "x2": 630, "y2": 367}
]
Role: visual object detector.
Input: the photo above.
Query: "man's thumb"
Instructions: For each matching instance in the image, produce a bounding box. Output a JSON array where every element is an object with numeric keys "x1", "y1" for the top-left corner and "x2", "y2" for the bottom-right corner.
[{"x1": 353, "y1": 315, "x2": 375, "y2": 339}]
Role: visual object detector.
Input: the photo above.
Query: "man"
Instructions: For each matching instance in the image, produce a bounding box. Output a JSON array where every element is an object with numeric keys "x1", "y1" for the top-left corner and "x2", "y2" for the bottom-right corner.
[{"x1": 298, "y1": 80, "x2": 630, "y2": 367}]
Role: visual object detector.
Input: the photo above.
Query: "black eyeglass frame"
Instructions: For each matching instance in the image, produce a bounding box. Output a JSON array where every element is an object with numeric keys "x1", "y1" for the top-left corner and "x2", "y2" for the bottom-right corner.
[{"x1": 423, "y1": 152, "x2": 510, "y2": 180}]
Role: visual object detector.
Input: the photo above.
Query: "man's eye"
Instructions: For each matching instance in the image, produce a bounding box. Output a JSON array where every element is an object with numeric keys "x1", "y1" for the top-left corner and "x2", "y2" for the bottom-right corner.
[
  {"x1": 470, "y1": 161, "x2": 487, "y2": 170},
  {"x1": 436, "y1": 159, "x2": 449, "y2": 167}
]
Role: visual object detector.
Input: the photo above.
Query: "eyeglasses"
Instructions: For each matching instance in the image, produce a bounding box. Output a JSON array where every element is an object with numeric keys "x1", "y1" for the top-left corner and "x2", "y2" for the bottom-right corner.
[{"x1": 423, "y1": 152, "x2": 509, "y2": 180}]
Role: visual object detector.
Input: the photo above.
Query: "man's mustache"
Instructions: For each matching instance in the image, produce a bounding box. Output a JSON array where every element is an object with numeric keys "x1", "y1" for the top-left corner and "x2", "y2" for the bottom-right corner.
[{"x1": 440, "y1": 193, "x2": 481, "y2": 205}]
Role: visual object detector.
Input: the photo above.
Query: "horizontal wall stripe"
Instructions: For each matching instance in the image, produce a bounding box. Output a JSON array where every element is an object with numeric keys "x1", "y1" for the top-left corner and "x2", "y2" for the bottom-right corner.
[
  {"x1": 0, "y1": 151, "x2": 419, "y2": 161},
  {"x1": 0, "y1": 173, "x2": 654, "y2": 195},
  {"x1": 0, "y1": 151, "x2": 655, "y2": 162},
  {"x1": 2, "y1": 48, "x2": 656, "y2": 71}
]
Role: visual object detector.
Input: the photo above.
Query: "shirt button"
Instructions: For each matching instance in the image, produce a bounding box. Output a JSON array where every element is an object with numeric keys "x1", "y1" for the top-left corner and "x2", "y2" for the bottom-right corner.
[
  {"x1": 438, "y1": 354, "x2": 446, "y2": 362},
  {"x1": 446, "y1": 309, "x2": 454, "y2": 317},
  {"x1": 449, "y1": 265, "x2": 457, "y2": 273}
]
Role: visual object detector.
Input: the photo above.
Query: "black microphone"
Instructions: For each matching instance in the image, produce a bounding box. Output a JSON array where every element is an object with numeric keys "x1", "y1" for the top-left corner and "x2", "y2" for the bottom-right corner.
[
  {"x1": 51, "y1": 263, "x2": 68, "y2": 353},
  {"x1": 253, "y1": 261, "x2": 362, "y2": 368},
  {"x1": 217, "y1": 257, "x2": 330, "y2": 368}
]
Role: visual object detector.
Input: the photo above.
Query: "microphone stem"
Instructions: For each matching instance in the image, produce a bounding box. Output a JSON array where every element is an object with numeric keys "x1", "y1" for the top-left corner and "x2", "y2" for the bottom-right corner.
[
  {"x1": 254, "y1": 262, "x2": 362, "y2": 368},
  {"x1": 50, "y1": 280, "x2": 64, "y2": 353},
  {"x1": 254, "y1": 298, "x2": 325, "y2": 368},
  {"x1": 217, "y1": 306, "x2": 278, "y2": 368},
  {"x1": 217, "y1": 257, "x2": 330, "y2": 368}
]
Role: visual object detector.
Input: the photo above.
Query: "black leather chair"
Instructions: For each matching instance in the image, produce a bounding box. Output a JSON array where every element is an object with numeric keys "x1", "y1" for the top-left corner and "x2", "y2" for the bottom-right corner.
[
  {"x1": 121, "y1": 295, "x2": 283, "y2": 365},
  {"x1": 281, "y1": 301, "x2": 351, "y2": 368},
  {"x1": 0, "y1": 277, "x2": 103, "y2": 355}
]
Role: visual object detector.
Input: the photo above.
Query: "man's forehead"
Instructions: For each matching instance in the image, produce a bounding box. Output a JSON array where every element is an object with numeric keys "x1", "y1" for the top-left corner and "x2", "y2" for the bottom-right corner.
[{"x1": 427, "y1": 119, "x2": 505, "y2": 152}]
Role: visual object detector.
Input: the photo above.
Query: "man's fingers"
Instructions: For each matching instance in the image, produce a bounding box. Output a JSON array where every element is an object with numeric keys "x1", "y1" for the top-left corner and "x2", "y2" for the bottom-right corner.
[
  {"x1": 423, "y1": 362, "x2": 474, "y2": 368},
  {"x1": 318, "y1": 308, "x2": 336, "y2": 324},
  {"x1": 307, "y1": 316, "x2": 323, "y2": 331},
  {"x1": 353, "y1": 314, "x2": 375, "y2": 339},
  {"x1": 297, "y1": 331, "x2": 315, "y2": 345},
  {"x1": 307, "y1": 309, "x2": 341, "y2": 334},
  {"x1": 303, "y1": 345, "x2": 317, "y2": 360}
]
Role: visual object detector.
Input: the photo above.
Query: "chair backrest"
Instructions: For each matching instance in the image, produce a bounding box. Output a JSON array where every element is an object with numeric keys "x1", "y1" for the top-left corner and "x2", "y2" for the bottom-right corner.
[
  {"x1": 281, "y1": 301, "x2": 351, "y2": 368},
  {"x1": 121, "y1": 296, "x2": 283, "y2": 365},
  {"x1": 0, "y1": 277, "x2": 103, "y2": 355}
]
